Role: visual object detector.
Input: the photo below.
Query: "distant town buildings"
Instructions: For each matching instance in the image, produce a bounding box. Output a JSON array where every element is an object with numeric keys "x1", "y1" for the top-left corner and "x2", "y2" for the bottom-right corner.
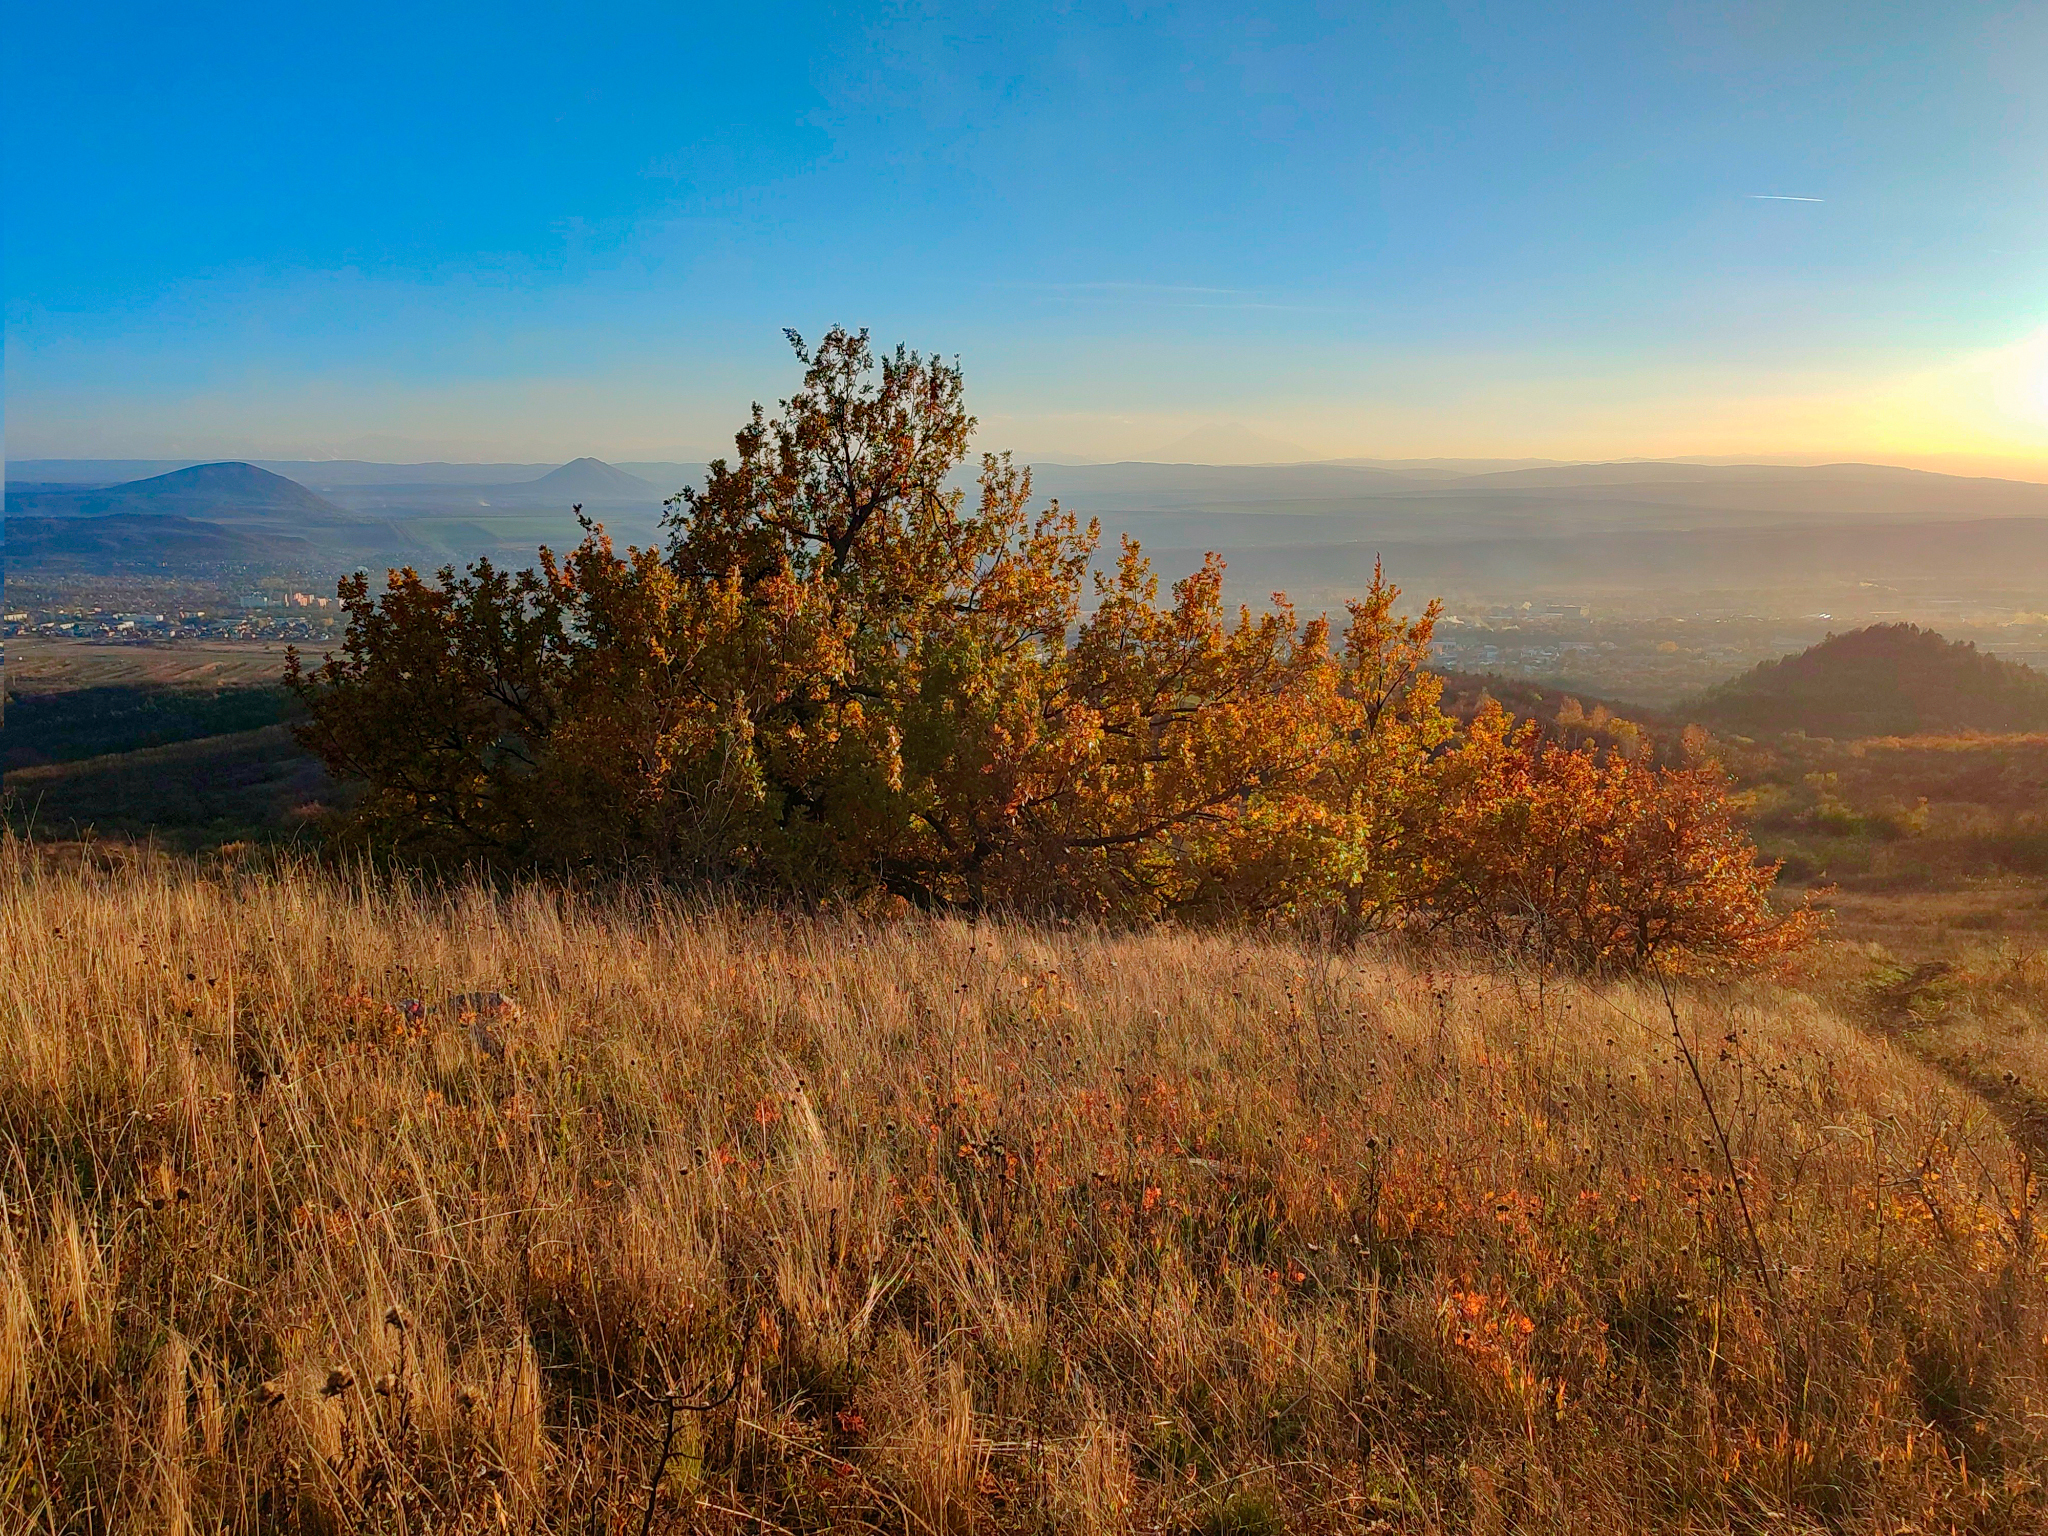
[{"x1": 4, "y1": 602, "x2": 340, "y2": 644}]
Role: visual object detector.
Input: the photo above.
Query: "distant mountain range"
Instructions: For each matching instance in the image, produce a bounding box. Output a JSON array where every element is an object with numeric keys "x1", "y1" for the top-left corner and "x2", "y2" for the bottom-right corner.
[
  {"x1": 8, "y1": 458, "x2": 707, "y2": 493},
  {"x1": 524, "y1": 457, "x2": 662, "y2": 499},
  {"x1": 6, "y1": 462, "x2": 429, "y2": 568},
  {"x1": 1018, "y1": 460, "x2": 2048, "y2": 611},
  {"x1": 13, "y1": 456, "x2": 2048, "y2": 606},
  {"x1": 2, "y1": 458, "x2": 681, "y2": 573},
  {"x1": 1024, "y1": 459, "x2": 2048, "y2": 530}
]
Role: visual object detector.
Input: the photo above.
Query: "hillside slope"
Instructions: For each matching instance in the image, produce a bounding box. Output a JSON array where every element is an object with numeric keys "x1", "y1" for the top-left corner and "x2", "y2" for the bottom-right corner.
[
  {"x1": 4, "y1": 512, "x2": 315, "y2": 568},
  {"x1": 0, "y1": 855, "x2": 2040, "y2": 1531},
  {"x1": 1693, "y1": 623, "x2": 2048, "y2": 738},
  {"x1": 6, "y1": 460, "x2": 350, "y2": 520}
]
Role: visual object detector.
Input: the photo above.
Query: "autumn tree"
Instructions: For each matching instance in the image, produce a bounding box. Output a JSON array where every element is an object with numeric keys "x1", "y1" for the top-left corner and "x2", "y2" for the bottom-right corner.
[
  {"x1": 291, "y1": 326, "x2": 1818, "y2": 969},
  {"x1": 285, "y1": 560, "x2": 566, "y2": 862},
  {"x1": 1416, "y1": 702, "x2": 1822, "y2": 973},
  {"x1": 1304, "y1": 561, "x2": 1457, "y2": 932},
  {"x1": 294, "y1": 329, "x2": 1332, "y2": 913}
]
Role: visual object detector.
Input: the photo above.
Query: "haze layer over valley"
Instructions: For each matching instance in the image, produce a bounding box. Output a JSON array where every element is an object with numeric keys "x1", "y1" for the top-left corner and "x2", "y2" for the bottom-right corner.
[{"x1": 17, "y1": 451, "x2": 2048, "y2": 704}]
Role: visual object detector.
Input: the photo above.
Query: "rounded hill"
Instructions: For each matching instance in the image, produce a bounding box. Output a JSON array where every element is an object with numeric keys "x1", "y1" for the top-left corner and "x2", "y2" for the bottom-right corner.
[
  {"x1": 6, "y1": 460, "x2": 348, "y2": 521},
  {"x1": 114, "y1": 460, "x2": 345, "y2": 512},
  {"x1": 1691, "y1": 623, "x2": 2048, "y2": 739},
  {"x1": 524, "y1": 457, "x2": 659, "y2": 499}
]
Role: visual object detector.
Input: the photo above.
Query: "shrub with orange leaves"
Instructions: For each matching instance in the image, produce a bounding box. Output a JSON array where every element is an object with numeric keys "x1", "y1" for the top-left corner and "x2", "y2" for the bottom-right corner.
[
  {"x1": 291, "y1": 328, "x2": 1814, "y2": 970},
  {"x1": 1416, "y1": 701, "x2": 1824, "y2": 973}
]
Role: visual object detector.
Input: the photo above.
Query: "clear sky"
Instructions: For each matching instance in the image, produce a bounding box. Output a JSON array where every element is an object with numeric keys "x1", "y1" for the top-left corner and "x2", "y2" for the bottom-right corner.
[{"x1": 6, "y1": 2, "x2": 2047, "y2": 469}]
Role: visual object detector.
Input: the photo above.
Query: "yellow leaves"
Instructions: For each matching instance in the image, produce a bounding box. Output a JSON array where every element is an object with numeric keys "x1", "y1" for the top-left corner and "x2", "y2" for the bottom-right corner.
[{"x1": 292, "y1": 328, "x2": 1814, "y2": 973}]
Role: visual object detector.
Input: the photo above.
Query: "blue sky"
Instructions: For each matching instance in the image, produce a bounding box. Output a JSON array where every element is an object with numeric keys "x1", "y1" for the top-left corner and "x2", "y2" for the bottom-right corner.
[{"x1": 7, "y1": 2, "x2": 2047, "y2": 467}]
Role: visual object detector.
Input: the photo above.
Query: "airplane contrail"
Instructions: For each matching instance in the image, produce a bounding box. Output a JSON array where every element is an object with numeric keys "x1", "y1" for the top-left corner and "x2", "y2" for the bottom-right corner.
[{"x1": 1748, "y1": 194, "x2": 1826, "y2": 202}]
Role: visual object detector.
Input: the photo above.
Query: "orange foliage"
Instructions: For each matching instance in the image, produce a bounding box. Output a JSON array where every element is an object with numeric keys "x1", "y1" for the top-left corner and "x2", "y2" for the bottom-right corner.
[
  {"x1": 1418, "y1": 703, "x2": 1824, "y2": 973},
  {"x1": 290, "y1": 329, "x2": 1815, "y2": 970}
]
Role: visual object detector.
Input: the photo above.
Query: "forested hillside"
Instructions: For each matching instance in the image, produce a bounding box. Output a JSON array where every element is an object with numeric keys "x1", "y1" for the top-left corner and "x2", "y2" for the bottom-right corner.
[{"x1": 1693, "y1": 623, "x2": 2048, "y2": 738}]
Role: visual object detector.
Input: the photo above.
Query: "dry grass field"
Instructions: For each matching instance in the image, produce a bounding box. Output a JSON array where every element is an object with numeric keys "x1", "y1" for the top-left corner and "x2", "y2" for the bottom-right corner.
[
  {"x1": 1801, "y1": 886, "x2": 2048, "y2": 964},
  {"x1": 2, "y1": 840, "x2": 2045, "y2": 1533},
  {"x1": 7, "y1": 638, "x2": 298, "y2": 693}
]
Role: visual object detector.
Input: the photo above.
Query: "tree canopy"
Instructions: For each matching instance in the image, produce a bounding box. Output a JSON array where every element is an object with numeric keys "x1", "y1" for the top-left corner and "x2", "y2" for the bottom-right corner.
[{"x1": 290, "y1": 328, "x2": 1815, "y2": 972}]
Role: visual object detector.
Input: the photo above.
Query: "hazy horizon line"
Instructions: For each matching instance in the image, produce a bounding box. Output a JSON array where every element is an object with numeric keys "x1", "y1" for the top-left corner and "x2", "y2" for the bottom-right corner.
[{"x1": 11, "y1": 449, "x2": 2048, "y2": 484}]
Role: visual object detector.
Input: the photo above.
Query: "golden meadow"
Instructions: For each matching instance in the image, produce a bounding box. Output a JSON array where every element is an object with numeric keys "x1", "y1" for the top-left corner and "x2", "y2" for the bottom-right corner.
[{"x1": 1, "y1": 838, "x2": 2044, "y2": 1533}]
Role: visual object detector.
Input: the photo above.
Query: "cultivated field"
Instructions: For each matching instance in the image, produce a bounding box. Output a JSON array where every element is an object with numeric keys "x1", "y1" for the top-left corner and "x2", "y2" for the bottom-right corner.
[
  {"x1": 7, "y1": 638, "x2": 298, "y2": 693},
  {"x1": 2, "y1": 843, "x2": 2044, "y2": 1532}
]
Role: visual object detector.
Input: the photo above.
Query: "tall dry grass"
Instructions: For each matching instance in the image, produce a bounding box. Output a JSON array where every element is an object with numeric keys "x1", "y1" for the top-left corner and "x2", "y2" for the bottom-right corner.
[
  {"x1": 0, "y1": 838, "x2": 2043, "y2": 1532},
  {"x1": 1851, "y1": 942, "x2": 2048, "y2": 1165}
]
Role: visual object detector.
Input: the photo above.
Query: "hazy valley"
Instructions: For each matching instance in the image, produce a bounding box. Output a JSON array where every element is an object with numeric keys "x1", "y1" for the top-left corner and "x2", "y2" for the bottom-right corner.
[{"x1": 18, "y1": 453, "x2": 2048, "y2": 701}]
